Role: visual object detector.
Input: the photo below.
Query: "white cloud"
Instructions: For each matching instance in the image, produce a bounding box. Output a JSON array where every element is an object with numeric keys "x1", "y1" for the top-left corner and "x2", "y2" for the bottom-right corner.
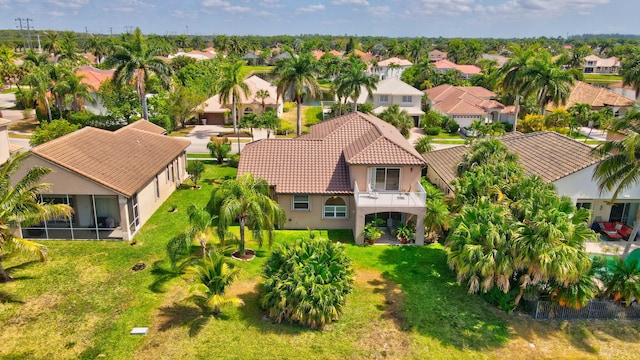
[
  {"x1": 332, "y1": 0, "x2": 369, "y2": 5},
  {"x1": 46, "y1": 0, "x2": 88, "y2": 8},
  {"x1": 202, "y1": 0, "x2": 230, "y2": 7},
  {"x1": 416, "y1": 0, "x2": 474, "y2": 16},
  {"x1": 367, "y1": 6, "x2": 391, "y2": 18},
  {"x1": 259, "y1": 0, "x2": 284, "y2": 7},
  {"x1": 474, "y1": 0, "x2": 611, "y2": 16},
  {"x1": 295, "y1": 4, "x2": 325, "y2": 13},
  {"x1": 172, "y1": 10, "x2": 199, "y2": 18},
  {"x1": 49, "y1": 10, "x2": 64, "y2": 17},
  {"x1": 226, "y1": 5, "x2": 251, "y2": 12}
]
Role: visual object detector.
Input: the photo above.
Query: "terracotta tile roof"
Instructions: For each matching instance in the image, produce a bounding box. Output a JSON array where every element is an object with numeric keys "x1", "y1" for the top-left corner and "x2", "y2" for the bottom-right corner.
[
  {"x1": 378, "y1": 57, "x2": 413, "y2": 67},
  {"x1": 312, "y1": 50, "x2": 325, "y2": 60},
  {"x1": 353, "y1": 49, "x2": 375, "y2": 62},
  {"x1": 199, "y1": 75, "x2": 279, "y2": 112},
  {"x1": 423, "y1": 131, "x2": 600, "y2": 189},
  {"x1": 238, "y1": 112, "x2": 425, "y2": 194},
  {"x1": 31, "y1": 124, "x2": 189, "y2": 197},
  {"x1": 74, "y1": 66, "x2": 114, "y2": 90},
  {"x1": 329, "y1": 50, "x2": 344, "y2": 57},
  {"x1": 9, "y1": 144, "x2": 22, "y2": 153},
  {"x1": 433, "y1": 60, "x2": 481, "y2": 75},
  {"x1": 119, "y1": 120, "x2": 166, "y2": 135},
  {"x1": 425, "y1": 84, "x2": 504, "y2": 116},
  {"x1": 563, "y1": 81, "x2": 635, "y2": 108}
]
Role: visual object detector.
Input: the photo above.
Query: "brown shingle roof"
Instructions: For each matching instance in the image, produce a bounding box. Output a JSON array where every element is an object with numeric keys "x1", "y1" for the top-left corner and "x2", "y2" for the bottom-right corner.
[
  {"x1": 32, "y1": 124, "x2": 190, "y2": 197},
  {"x1": 119, "y1": 120, "x2": 166, "y2": 135},
  {"x1": 423, "y1": 131, "x2": 599, "y2": 188},
  {"x1": 238, "y1": 112, "x2": 425, "y2": 194},
  {"x1": 563, "y1": 81, "x2": 635, "y2": 108}
]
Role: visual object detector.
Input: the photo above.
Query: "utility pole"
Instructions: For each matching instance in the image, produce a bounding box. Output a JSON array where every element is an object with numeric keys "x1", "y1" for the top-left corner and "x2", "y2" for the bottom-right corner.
[
  {"x1": 25, "y1": 18, "x2": 33, "y2": 50},
  {"x1": 15, "y1": 18, "x2": 26, "y2": 53},
  {"x1": 109, "y1": 27, "x2": 113, "y2": 36}
]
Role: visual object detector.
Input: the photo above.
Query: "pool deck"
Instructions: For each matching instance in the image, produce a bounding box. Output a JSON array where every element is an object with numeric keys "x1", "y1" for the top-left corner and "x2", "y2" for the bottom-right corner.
[{"x1": 586, "y1": 236, "x2": 640, "y2": 256}]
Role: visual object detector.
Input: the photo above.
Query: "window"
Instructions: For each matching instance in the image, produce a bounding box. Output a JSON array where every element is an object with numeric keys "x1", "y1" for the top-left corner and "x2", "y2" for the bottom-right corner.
[
  {"x1": 402, "y1": 95, "x2": 412, "y2": 103},
  {"x1": 576, "y1": 202, "x2": 591, "y2": 210},
  {"x1": 324, "y1": 197, "x2": 347, "y2": 219},
  {"x1": 292, "y1": 195, "x2": 310, "y2": 210},
  {"x1": 379, "y1": 95, "x2": 388, "y2": 102},
  {"x1": 128, "y1": 194, "x2": 140, "y2": 233},
  {"x1": 154, "y1": 176, "x2": 160, "y2": 199},
  {"x1": 370, "y1": 168, "x2": 400, "y2": 191},
  {"x1": 243, "y1": 107, "x2": 254, "y2": 115}
]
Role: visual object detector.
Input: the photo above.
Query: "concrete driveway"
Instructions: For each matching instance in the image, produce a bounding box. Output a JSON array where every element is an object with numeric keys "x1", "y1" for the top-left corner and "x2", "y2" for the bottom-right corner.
[{"x1": 185, "y1": 125, "x2": 271, "y2": 154}]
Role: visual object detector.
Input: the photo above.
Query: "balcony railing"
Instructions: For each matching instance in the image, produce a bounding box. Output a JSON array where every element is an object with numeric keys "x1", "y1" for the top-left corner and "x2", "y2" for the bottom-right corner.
[{"x1": 354, "y1": 182, "x2": 426, "y2": 208}]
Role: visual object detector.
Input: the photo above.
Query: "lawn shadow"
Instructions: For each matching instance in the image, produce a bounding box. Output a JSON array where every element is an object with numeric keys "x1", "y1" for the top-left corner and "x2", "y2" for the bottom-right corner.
[
  {"x1": 0, "y1": 290, "x2": 23, "y2": 304},
  {"x1": 157, "y1": 302, "x2": 219, "y2": 337},
  {"x1": 377, "y1": 245, "x2": 511, "y2": 351},
  {"x1": 148, "y1": 260, "x2": 182, "y2": 294},
  {"x1": 4, "y1": 260, "x2": 41, "y2": 281}
]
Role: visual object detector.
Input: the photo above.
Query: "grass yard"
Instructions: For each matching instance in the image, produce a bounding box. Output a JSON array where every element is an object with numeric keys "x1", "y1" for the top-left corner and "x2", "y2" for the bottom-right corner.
[
  {"x1": 240, "y1": 66, "x2": 272, "y2": 79},
  {"x1": 583, "y1": 74, "x2": 623, "y2": 85},
  {"x1": 3, "y1": 164, "x2": 640, "y2": 359}
]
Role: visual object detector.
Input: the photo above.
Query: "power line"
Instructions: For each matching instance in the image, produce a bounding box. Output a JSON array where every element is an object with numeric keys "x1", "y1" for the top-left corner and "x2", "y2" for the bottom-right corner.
[{"x1": 15, "y1": 18, "x2": 26, "y2": 52}]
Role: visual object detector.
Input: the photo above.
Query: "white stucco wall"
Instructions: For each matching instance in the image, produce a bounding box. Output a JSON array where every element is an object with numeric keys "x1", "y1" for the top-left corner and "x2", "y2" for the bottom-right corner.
[{"x1": 553, "y1": 164, "x2": 640, "y2": 203}]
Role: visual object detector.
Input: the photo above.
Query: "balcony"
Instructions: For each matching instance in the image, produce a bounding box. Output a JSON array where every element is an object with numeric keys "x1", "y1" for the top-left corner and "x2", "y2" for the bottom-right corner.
[{"x1": 354, "y1": 182, "x2": 426, "y2": 208}]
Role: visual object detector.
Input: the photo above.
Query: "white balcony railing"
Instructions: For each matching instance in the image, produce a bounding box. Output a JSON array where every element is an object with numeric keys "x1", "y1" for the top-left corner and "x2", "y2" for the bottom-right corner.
[{"x1": 354, "y1": 182, "x2": 426, "y2": 208}]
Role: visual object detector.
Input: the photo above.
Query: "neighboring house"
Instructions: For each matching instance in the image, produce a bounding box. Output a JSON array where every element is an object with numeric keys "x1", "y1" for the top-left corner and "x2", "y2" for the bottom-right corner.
[
  {"x1": 352, "y1": 49, "x2": 375, "y2": 63},
  {"x1": 433, "y1": 59, "x2": 482, "y2": 79},
  {"x1": 242, "y1": 52, "x2": 260, "y2": 65},
  {"x1": 428, "y1": 50, "x2": 447, "y2": 62},
  {"x1": 556, "y1": 81, "x2": 635, "y2": 117},
  {"x1": 481, "y1": 53, "x2": 509, "y2": 66},
  {"x1": 373, "y1": 57, "x2": 413, "y2": 80},
  {"x1": 609, "y1": 81, "x2": 638, "y2": 101},
  {"x1": 238, "y1": 112, "x2": 427, "y2": 245},
  {"x1": 424, "y1": 84, "x2": 510, "y2": 128},
  {"x1": 0, "y1": 117, "x2": 12, "y2": 164},
  {"x1": 74, "y1": 65, "x2": 114, "y2": 115},
  {"x1": 168, "y1": 50, "x2": 217, "y2": 61},
  {"x1": 423, "y1": 131, "x2": 640, "y2": 226},
  {"x1": 269, "y1": 52, "x2": 294, "y2": 65},
  {"x1": 355, "y1": 78, "x2": 425, "y2": 127},
  {"x1": 14, "y1": 121, "x2": 189, "y2": 241},
  {"x1": 198, "y1": 75, "x2": 283, "y2": 125},
  {"x1": 583, "y1": 55, "x2": 620, "y2": 75}
]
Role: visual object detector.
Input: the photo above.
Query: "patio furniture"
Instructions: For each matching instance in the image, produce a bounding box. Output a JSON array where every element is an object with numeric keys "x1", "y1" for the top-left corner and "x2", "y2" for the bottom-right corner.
[{"x1": 597, "y1": 222, "x2": 633, "y2": 240}]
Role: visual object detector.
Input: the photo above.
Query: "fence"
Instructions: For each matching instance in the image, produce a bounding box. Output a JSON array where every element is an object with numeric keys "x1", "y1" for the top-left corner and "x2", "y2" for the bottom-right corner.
[{"x1": 529, "y1": 300, "x2": 640, "y2": 320}]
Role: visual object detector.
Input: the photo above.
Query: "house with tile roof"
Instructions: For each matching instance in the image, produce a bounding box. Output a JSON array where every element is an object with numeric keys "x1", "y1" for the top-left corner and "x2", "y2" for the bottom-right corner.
[
  {"x1": 553, "y1": 81, "x2": 635, "y2": 117},
  {"x1": 238, "y1": 112, "x2": 427, "y2": 245},
  {"x1": 74, "y1": 66, "x2": 115, "y2": 115},
  {"x1": 355, "y1": 78, "x2": 425, "y2": 127},
  {"x1": 198, "y1": 75, "x2": 283, "y2": 125},
  {"x1": 428, "y1": 50, "x2": 447, "y2": 62},
  {"x1": 424, "y1": 84, "x2": 513, "y2": 128},
  {"x1": 373, "y1": 57, "x2": 413, "y2": 80},
  {"x1": 609, "y1": 81, "x2": 637, "y2": 102},
  {"x1": 583, "y1": 55, "x2": 620, "y2": 75},
  {"x1": 14, "y1": 121, "x2": 190, "y2": 241},
  {"x1": 433, "y1": 59, "x2": 482, "y2": 79},
  {"x1": 423, "y1": 131, "x2": 640, "y2": 226}
]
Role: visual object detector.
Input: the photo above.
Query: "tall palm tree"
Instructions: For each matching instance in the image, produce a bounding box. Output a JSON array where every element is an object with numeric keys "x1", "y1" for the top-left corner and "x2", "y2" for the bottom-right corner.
[
  {"x1": 55, "y1": 72, "x2": 94, "y2": 113},
  {"x1": 85, "y1": 35, "x2": 110, "y2": 64},
  {"x1": 499, "y1": 44, "x2": 539, "y2": 131},
  {"x1": 22, "y1": 66, "x2": 53, "y2": 122},
  {"x1": 104, "y1": 27, "x2": 172, "y2": 120},
  {"x1": 524, "y1": 52, "x2": 574, "y2": 114},
  {"x1": 255, "y1": 89, "x2": 270, "y2": 112},
  {"x1": 0, "y1": 152, "x2": 73, "y2": 282},
  {"x1": 273, "y1": 51, "x2": 322, "y2": 136},
  {"x1": 209, "y1": 173, "x2": 285, "y2": 258},
  {"x1": 216, "y1": 59, "x2": 250, "y2": 134},
  {"x1": 336, "y1": 57, "x2": 379, "y2": 113},
  {"x1": 57, "y1": 32, "x2": 85, "y2": 66},
  {"x1": 43, "y1": 31, "x2": 62, "y2": 63}
]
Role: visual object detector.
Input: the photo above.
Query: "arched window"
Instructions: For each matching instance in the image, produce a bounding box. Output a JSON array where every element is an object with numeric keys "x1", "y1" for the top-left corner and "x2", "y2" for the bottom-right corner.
[
  {"x1": 324, "y1": 197, "x2": 347, "y2": 219},
  {"x1": 243, "y1": 107, "x2": 254, "y2": 115}
]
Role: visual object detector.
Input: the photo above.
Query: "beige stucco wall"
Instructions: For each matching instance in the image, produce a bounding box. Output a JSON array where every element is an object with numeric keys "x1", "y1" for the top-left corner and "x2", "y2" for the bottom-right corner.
[
  {"x1": 350, "y1": 165, "x2": 422, "y2": 193},
  {"x1": 277, "y1": 194, "x2": 355, "y2": 230},
  {"x1": 0, "y1": 124, "x2": 9, "y2": 164}
]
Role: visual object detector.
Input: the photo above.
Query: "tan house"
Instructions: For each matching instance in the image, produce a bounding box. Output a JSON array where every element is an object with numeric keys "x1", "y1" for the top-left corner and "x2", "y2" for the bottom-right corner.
[
  {"x1": 428, "y1": 50, "x2": 447, "y2": 62},
  {"x1": 238, "y1": 112, "x2": 427, "y2": 245},
  {"x1": 14, "y1": 121, "x2": 190, "y2": 241},
  {"x1": 424, "y1": 84, "x2": 510, "y2": 128},
  {"x1": 557, "y1": 81, "x2": 635, "y2": 117},
  {"x1": 199, "y1": 75, "x2": 283, "y2": 125},
  {"x1": 583, "y1": 55, "x2": 620, "y2": 75},
  {"x1": 423, "y1": 131, "x2": 640, "y2": 226},
  {"x1": 433, "y1": 59, "x2": 482, "y2": 79}
]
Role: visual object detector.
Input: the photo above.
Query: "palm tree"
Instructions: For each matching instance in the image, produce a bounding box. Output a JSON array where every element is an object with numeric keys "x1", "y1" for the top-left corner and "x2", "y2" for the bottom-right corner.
[
  {"x1": 621, "y1": 54, "x2": 640, "y2": 99},
  {"x1": 414, "y1": 135, "x2": 434, "y2": 154},
  {"x1": 255, "y1": 89, "x2": 270, "y2": 112},
  {"x1": 499, "y1": 44, "x2": 539, "y2": 131},
  {"x1": 0, "y1": 152, "x2": 73, "y2": 282},
  {"x1": 378, "y1": 104, "x2": 413, "y2": 137},
  {"x1": 184, "y1": 251, "x2": 243, "y2": 316},
  {"x1": 57, "y1": 32, "x2": 85, "y2": 66},
  {"x1": 210, "y1": 173, "x2": 285, "y2": 258},
  {"x1": 85, "y1": 35, "x2": 110, "y2": 64},
  {"x1": 273, "y1": 51, "x2": 322, "y2": 136},
  {"x1": 216, "y1": 59, "x2": 250, "y2": 134},
  {"x1": 55, "y1": 72, "x2": 94, "y2": 113},
  {"x1": 406, "y1": 37, "x2": 426, "y2": 64},
  {"x1": 336, "y1": 57, "x2": 379, "y2": 113},
  {"x1": 456, "y1": 138, "x2": 517, "y2": 177},
  {"x1": 22, "y1": 66, "x2": 53, "y2": 122},
  {"x1": 606, "y1": 258, "x2": 640, "y2": 307},
  {"x1": 104, "y1": 27, "x2": 172, "y2": 120},
  {"x1": 43, "y1": 31, "x2": 62, "y2": 63},
  {"x1": 524, "y1": 52, "x2": 574, "y2": 114}
]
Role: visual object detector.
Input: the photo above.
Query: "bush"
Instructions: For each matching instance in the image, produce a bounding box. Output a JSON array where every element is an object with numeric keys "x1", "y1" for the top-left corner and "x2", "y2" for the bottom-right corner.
[
  {"x1": 502, "y1": 122, "x2": 513, "y2": 132},
  {"x1": 261, "y1": 238, "x2": 354, "y2": 328},
  {"x1": 357, "y1": 102, "x2": 373, "y2": 114},
  {"x1": 424, "y1": 126, "x2": 441, "y2": 136},
  {"x1": 69, "y1": 112, "x2": 126, "y2": 131},
  {"x1": 283, "y1": 102, "x2": 297, "y2": 112},
  {"x1": 227, "y1": 154, "x2": 240, "y2": 168},
  {"x1": 276, "y1": 121, "x2": 294, "y2": 135},
  {"x1": 446, "y1": 121, "x2": 460, "y2": 133},
  {"x1": 150, "y1": 114, "x2": 173, "y2": 133},
  {"x1": 480, "y1": 286, "x2": 518, "y2": 312},
  {"x1": 422, "y1": 110, "x2": 444, "y2": 128}
]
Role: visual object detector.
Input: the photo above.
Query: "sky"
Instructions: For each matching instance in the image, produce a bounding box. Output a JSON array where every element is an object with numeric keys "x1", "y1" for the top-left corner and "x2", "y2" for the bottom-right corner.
[{"x1": 0, "y1": 0, "x2": 638, "y2": 39}]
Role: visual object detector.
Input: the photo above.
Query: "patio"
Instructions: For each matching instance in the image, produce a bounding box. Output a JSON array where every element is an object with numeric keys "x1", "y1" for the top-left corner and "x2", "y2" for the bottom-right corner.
[{"x1": 586, "y1": 237, "x2": 640, "y2": 255}]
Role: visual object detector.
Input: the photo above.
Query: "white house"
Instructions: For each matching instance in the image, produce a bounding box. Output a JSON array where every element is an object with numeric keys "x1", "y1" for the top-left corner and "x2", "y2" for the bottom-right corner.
[
  {"x1": 583, "y1": 55, "x2": 620, "y2": 75},
  {"x1": 423, "y1": 131, "x2": 640, "y2": 226},
  {"x1": 355, "y1": 78, "x2": 425, "y2": 127},
  {"x1": 373, "y1": 57, "x2": 413, "y2": 80}
]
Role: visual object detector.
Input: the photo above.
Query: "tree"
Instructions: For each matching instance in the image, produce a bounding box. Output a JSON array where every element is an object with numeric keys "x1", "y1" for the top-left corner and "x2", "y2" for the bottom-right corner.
[
  {"x1": 606, "y1": 259, "x2": 640, "y2": 307},
  {"x1": 216, "y1": 59, "x2": 250, "y2": 135},
  {"x1": 261, "y1": 238, "x2": 354, "y2": 328},
  {"x1": 499, "y1": 44, "x2": 539, "y2": 131},
  {"x1": 273, "y1": 52, "x2": 322, "y2": 136},
  {"x1": 22, "y1": 66, "x2": 53, "y2": 122},
  {"x1": 85, "y1": 35, "x2": 110, "y2": 64},
  {"x1": 168, "y1": 83, "x2": 204, "y2": 129},
  {"x1": 456, "y1": 138, "x2": 517, "y2": 177},
  {"x1": 414, "y1": 135, "x2": 434, "y2": 154},
  {"x1": 104, "y1": 28, "x2": 172, "y2": 120},
  {"x1": 184, "y1": 250, "x2": 243, "y2": 316},
  {"x1": 620, "y1": 54, "x2": 640, "y2": 98},
  {"x1": 422, "y1": 181, "x2": 450, "y2": 240},
  {"x1": 30, "y1": 119, "x2": 80, "y2": 146},
  {"x1": 207, "y1": 137, "x2": 231, "y2": 164},
  {"x1": 0, "y1": 152, "x2": 73, "y2": 282},
  {"x1": 336, "y1": 57, "x2": 379, "y2": 113},
  {"x1": 54, "y1": 71, "x2": 94, "y2": 113},
  {"x1": 523, "y1": 51, "x2": 574, "y2": 114},
  {"x1": 209, "y1": 173, "x2": 285, "y2": 258},
  {"x1": 43, "y1": 31, "x2": 62, "y2": 62},
  {"x1": 255, "y1": 110, "x2": 280, "y2": 139},
  {"x1": 255, "y1": 89, "x2": 270, "y2": 111},
  {"x1": 187, "y1": 161, "x2": 205, "y2": 188},
  {"x1": 379, "y1": 104, "x2": 413, "y2": 137}
]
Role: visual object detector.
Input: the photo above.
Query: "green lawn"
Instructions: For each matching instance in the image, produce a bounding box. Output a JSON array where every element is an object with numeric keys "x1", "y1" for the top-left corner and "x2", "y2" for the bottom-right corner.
[
  {"x1": 240, "y1": 66, "x2": 272, "y2": 79},
  {"x1": 304, "y1": 106, "x2": 323, "y2": 126},
  {"x1": 583, "y1": 74, "x2": 623, "y2": 85},
  {"x1": 3, "y1": 164, "x2": 640, "y2": 359}
]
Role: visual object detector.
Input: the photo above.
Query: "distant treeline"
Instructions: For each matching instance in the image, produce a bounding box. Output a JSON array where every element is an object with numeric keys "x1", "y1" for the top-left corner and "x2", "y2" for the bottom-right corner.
[{"x1": 569, "y1": 33, "x2": 640, "y2": 40}]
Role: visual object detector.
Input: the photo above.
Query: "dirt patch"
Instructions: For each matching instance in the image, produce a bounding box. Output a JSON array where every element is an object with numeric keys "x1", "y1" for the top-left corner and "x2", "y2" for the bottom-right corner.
[{"x1": 8, "y1": 117, "x2": 38, "y2": 132}]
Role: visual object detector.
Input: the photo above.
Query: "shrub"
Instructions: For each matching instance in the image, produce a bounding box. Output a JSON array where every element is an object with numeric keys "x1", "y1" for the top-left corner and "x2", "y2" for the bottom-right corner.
[
  {"x1": 261, "y1": 238, "x2": 355, "y2": 329},
  {"x1": 276, "y1": 121, "x2": 294, "y2": 135},
  {"x1": 227, "y1": 154, "x2": 240, "y2": 168},
  {"x1": 502, "y1": 122, "x2": 513, "y2": 132},
  {"x1": 357, "y1": 102, "x2": 373, "y2": 114},
  {"x1": 187, "y1": 160, "x2": 205, "y2": 186},
  {"x1": 446, "y1": 121, "x2": 460, "y2": 133},
  {"x1": 480, "y1": 286, "x2": 518, "y2": 312},
  {"x1": 424, "y1": 126, "x2": 441, "y2": 136},
  {"x1": 150, "y1": 114, "x2": 173, "y2": 133},
  {"x1": 283, "y1": 102, "x2": 297, "y2": 112},
  {"x1": 422, "y1": 110, "x2": 444, "y2": 128},
  {"x1": 207, "y1": 137, "x2": 231, "y2": 164}
]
